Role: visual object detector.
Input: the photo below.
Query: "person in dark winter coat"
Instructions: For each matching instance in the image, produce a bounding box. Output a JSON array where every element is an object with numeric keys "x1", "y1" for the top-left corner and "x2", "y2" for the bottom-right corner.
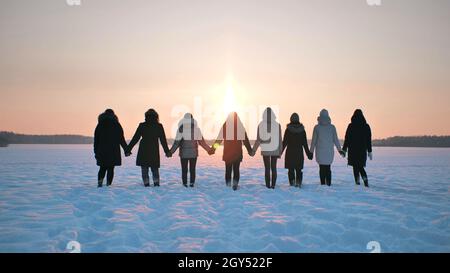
[
  {"x1": 252, "y1": 107, "x2": 283, "y2": 189},
  {"x1": 342, "y1": 109, "x2": 373, "y2": 187},
  {"x1": 94, "y1": 109, "x2": 129, "y2": 187},
  {"x1": 282, "y1": 113, "x2": 313, "y2": 188},
  {"x1": 170, "y1": 113, "x2": 214, "y2": 187},
  {"x1": 212, "y1": 112, "x2": 253, "y2": 190},
  {"x1": 127, "y1": 109, "x2": 171, "y2": 187}
]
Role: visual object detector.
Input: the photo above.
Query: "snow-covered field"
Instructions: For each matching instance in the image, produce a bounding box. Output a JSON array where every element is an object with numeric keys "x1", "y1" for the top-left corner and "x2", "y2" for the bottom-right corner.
[{"x1": 0, "y1": 145, "x2": 449, "y2": 253}]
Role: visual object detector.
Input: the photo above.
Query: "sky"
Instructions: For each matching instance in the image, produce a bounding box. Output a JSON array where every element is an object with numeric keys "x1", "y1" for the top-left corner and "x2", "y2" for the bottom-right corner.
[{"x1": 0, "y1": 0, "x2": 449, "y2": 139}]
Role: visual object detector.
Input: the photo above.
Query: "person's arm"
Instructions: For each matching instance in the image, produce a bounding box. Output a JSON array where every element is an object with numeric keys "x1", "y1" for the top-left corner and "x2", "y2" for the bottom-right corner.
[
  {"x1": 243, "y1": 132, "x2": 253, "y2": 154},
  {"x1": 310, "y1": 126, "x2": 317, "y2": 155},
  {"x1": 282, "y1": 129, "x2": 288, "y2": 153},
  {"x1": 199, "y1": 137, "x2": 213, "y2": 153},
  {"x1": 159, "y1": 124, "x2": 170, "y2": 155},
  {"x1": 342, "y1": 124, "x2": 350, "y2": 152},
  {"x1": 302, "y1": 131, "x2": 312, "y2": 158},
  {"x1": 127, "y1": 124, "x2": 142, "y2": 152},
  {"x1": 94, "y1": 125, "x2": 99, "y2": 157},
  {"x1": 367, "y1": 125, "x2": 372, "y2": 153},
  {"x1": 252, "y1": 127, "x2": 261, "y2": 154},
  {"x1": 118, "y1": 123, "x2": 128, "y2": 152},
  {"x1": 333, "y1": 126, "x2": 343, "y2": 154}
]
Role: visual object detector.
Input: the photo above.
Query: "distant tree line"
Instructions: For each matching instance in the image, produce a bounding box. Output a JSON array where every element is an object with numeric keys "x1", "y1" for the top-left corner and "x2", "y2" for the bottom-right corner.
[
  {"x1": 0, "y1": 132, "x2": 93, "y2": 145},
  {"x1": 1, "y1": 132, "x2": 449, "y2": 147},
  {"x1": 373, "y1": 136, "x2": 450, "y2": 147}
]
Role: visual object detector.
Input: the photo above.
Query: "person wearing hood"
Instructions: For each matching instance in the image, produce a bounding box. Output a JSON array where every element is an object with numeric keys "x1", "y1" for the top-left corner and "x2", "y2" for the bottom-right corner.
[
  {"x1": 342, "y1": 109, "x2": 372, "y2": 187},
  {"x1": 252, "y1": 107, "x2": 283, "y2": 189},
  {"x1": 310, "y1": 109, "x2": 345, "y2": 186},
  {"x1": 127, "y1": 109, "x2": 171, "y2": 187},
  {"x1": 282, "y1": 113, "x2": 313, "y2": 187},
  {"x1": 94, "y1": 109, "x2": 129, "y2": 187},
  {"x1": 170, "y1": 113, "x2": 215, "y2": 187},
  {"x1": 212, "y1": 112, "x2": 253, "y2": 190}
]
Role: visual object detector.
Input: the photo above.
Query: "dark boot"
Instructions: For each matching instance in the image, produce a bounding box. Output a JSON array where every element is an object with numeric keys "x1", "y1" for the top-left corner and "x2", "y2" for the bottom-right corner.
[
  {"x1": 296, "y1": 172, "x2": 303, "y2": 188},
  {"x1": 289, "y1": 180, "x2": 295, "y2": 186},
  {"x1": 363, "y1": 177, "x2": 369, "y2": 187},
  {"x1": 355, "y1": 176, "x2": 361, "y2": 185},
  {"x1": 189, "y1": 183, "x2": 194, "y2": 187},
  {"x1": 232, "y1": 180, "x2": 238, "y2": 191},
  {"x1": 143, "y1": 178, "x2": 150, "y2": 187},
  {"x1": 97, "y1": 179, "x2": 103, "y2": 188},
  {"x1": 183, "y1": 182, "x2": 188, "y2": 187},
  {"x1": 265, "y1": 178, "x2": 271, "y2": 189},
  {"x1": 226, "y1": 180, "x2": 231, "y2": 187}
]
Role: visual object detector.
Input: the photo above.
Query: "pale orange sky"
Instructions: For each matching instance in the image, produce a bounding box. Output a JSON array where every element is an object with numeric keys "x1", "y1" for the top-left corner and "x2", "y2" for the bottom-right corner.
[{"x1": 1, "y1": 0, "x2": 449, "y2": 139}]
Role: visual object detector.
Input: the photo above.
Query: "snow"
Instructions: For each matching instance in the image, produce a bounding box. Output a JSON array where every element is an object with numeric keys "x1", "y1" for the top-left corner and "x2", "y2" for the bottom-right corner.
[{"x1": 0, "y1": 145, "x2": 449, "y2": 252}]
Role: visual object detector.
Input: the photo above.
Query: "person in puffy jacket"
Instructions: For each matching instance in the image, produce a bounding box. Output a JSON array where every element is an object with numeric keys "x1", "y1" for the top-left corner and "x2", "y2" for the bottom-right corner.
[
  {"x1": 170, "y1": 113, "x2": 214, "y2": 187},
  {"x1": 310, "y1": 109, "x2": 345, "y2": 186}
]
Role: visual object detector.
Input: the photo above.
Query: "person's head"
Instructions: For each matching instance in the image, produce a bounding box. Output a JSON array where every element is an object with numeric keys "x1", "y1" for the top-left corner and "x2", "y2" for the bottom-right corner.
[
  {"x1": 351, "y1": 109, "x2": 367, "y2": 125},
  {"x1": 98, "y1": 108, "x2": 118, "y2": 122},
  {"x1": 145, "y1": 109, "x2": 159, "y2": 123},
  {"x1": 318, "y1": 109, "x2": 331, "y2": 125},
  {"x1": 290, "y1": 113, "x2": 300, "y2": 124}
]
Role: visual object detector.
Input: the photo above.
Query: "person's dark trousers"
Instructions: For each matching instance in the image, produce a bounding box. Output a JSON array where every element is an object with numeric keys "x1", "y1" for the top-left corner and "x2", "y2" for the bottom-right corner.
[
  {"x1": 225, "y1": 161, "x2": 241, "y2": 190},
  {"x1": 263, "y1": 156, "x2": 278, "y2": 189},
  {"x1": 181, "y1": 158, "x2": 198, "y2": 187},
  {"x1": 98, "y1": 166, "x2": 114, "y2": 187},
  {"x1": 353, "y1": 165, "x2": 368, "y2": 187},
  {"x1": 288, "y1": 168, "x2": 303, "y2": 187},
  {"x1": 319, "y1": 165, "x2": 332, "y2": 186},
  {"x1": 141, "y1": 166, "x2": 160, "y2": 187}
]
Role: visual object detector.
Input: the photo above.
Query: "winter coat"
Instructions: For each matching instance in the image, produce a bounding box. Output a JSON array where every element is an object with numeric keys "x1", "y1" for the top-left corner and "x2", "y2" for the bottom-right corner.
[
  {"x1": 310, "y1": 110, "x2": 342, "y2": 165},
  {"x1": 215, "y1": 113, "x2": 252, "y2": 164},
  {"x1": 282, "y1": 123, "x2": 311, "y2": 169},
  {"x1": 127, "y1": 121, "x2": 170, "y2": 168},
  {"x1": 171, "y1": 115, "x2": 211, "y2": 159},
  {"x1": 252, "y1": 110, "x2": 283, "y2": 157},
  {"x1": 94, "y1": 114, "x2": 127, "y2": 167},
  {"x1": 343, "y1": 122, "x2": 372, "y2": 167}
]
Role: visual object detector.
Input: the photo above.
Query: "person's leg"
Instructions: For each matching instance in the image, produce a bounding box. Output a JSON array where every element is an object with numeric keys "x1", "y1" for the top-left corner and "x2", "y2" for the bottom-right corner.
[
  {"x1": 319, "y1": 165, "x2": 326, "y2": 185},
  {"x1": 232, "y1": 161, "x2": 241, "y2": 190},
  {"x1": 151, "y1": 167, "x2": 160, "y2": 186},
  {"x1": 288, "y1": 168, "x2": 295, "y2": 186},
  {"x1": 106, "y1": 167, "x2": 114, "y2": 186},
  {"x1": 225, "y1": 163, "x2": 232, "y2": 186},
  {"x1": 189, "y1": 158, "x2": 197, "y2": 187},
  {"x1": 353, "y1": 166, "x2": 361, "y2": 185},
  {"x1": 326, "y1": 165, "x2": 332, "y2": 186},
  {"x1": 141, "y1": 166, "x2": 150, "y2": 187},
  {"x1": 263, "y1": 156, "x2": 271, "y2": 188},
  {"x1": 98, "y1": 167, "x2": 107, "y2": 187},
  {"x1": 180, "y1": 158, "x2": 188, "y2": 186},
  {"x1": 271, "y1": 156, "x2": 278, "y2": 189},
  {"x1": 296, "y1": 168, "x2": 303, "y2": 187},
  {"x1": 360, "y1": 167, "x2": 369, "y2": 187}
]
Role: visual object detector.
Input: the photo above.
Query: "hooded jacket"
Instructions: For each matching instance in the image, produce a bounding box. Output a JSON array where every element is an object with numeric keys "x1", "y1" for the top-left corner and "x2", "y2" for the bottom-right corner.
[
  {"x1": 282, "y1": 113, "x2": 311, "y2": 169},
  {"x1": 253, "y1": 108, "x2": 283, "y2": 157},
  {"x1": 94, "y1": 112, "x2": 127, "y2": 167},
  {"x1": 310, "y1": 109, "x2": 342, "y2": 165},
  {"x1": 170, "y1": 113, "x2": 211, "y2": 159}
]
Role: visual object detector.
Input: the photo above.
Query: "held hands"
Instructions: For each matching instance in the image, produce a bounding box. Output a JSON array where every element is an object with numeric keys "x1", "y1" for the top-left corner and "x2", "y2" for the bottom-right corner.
[
  {"x1": 166, "y1": 151, "x2": 172, "y2": 158},
  {"x1": 207, "y1": 147, "x2": 215, "y2": 155},
  {"x1": 368, "y1": 152, "x2": 373, "y2": 160},
  {"x1": 338, "y1": 150, "x2": 346, "y2": 158},
  {"x1": 307, "y1": 152, "x2": 313, "y2": 160}
]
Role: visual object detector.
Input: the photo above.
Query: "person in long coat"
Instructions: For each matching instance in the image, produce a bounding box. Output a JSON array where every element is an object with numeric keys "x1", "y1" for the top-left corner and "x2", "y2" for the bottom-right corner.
[
  {"x1": 212, "y1": 112, "x2": 253, "y2": 191},
  {"x1": 170, "y1": 113, "x2": 214, "y2": 187},
  {"x1": 127, "y1": 109, "x2": 171, "y2": 187},
  {"x1": 282, "y1": 113, "x2": 313, "y2": 188},
  {"x1": 252, "y1": 107, "x2": 283, "y2": 189},
  {"x1": 310, "y1": 109, "x2": 345, "y2": 186},
  {"x1": 94, "y1": 109, "x2": 128, "y2": 187},
  {"x1": 342, "y1": 109, "x2": 373, "y2": 187}
]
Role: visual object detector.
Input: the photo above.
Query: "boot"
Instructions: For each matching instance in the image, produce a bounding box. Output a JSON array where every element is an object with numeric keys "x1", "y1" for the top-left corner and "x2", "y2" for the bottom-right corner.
[
  {"x1": 97, "y1": 179, "x2": 103, "y2": 188},
  {"x1": 296, "y1": 172, "x2": 303, "y2": 188},
  {"x1": 232, "y1": 180, "x2": 239, "y2": 191},
  {"x1": 363, "y1": 177, "x2": 369, "y2": 187},
  {"x1": 154, "y1": 179, "x2": 160, "y2": 187},
  {"x1": 265, "y1": 178, "x2": 271, "y2": 189},
  {"x1": 226, "y1": 180, "x2": 231, "y2": 187},
  {"x1": 189, "y1": 183, "x2": 194, "y2": 187},
  {"x1": 355, "y1": 175, "x2": 361, "y2": 185},
  {"x1": 289, "y1": 180, "x2": 295, "y2": 186},
  {"x1": 143, "y1": 178, "x2": 150, "y2": 187},
  {"x1": 183, "y1": 182, "x2": 188, "y2": 187}
]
